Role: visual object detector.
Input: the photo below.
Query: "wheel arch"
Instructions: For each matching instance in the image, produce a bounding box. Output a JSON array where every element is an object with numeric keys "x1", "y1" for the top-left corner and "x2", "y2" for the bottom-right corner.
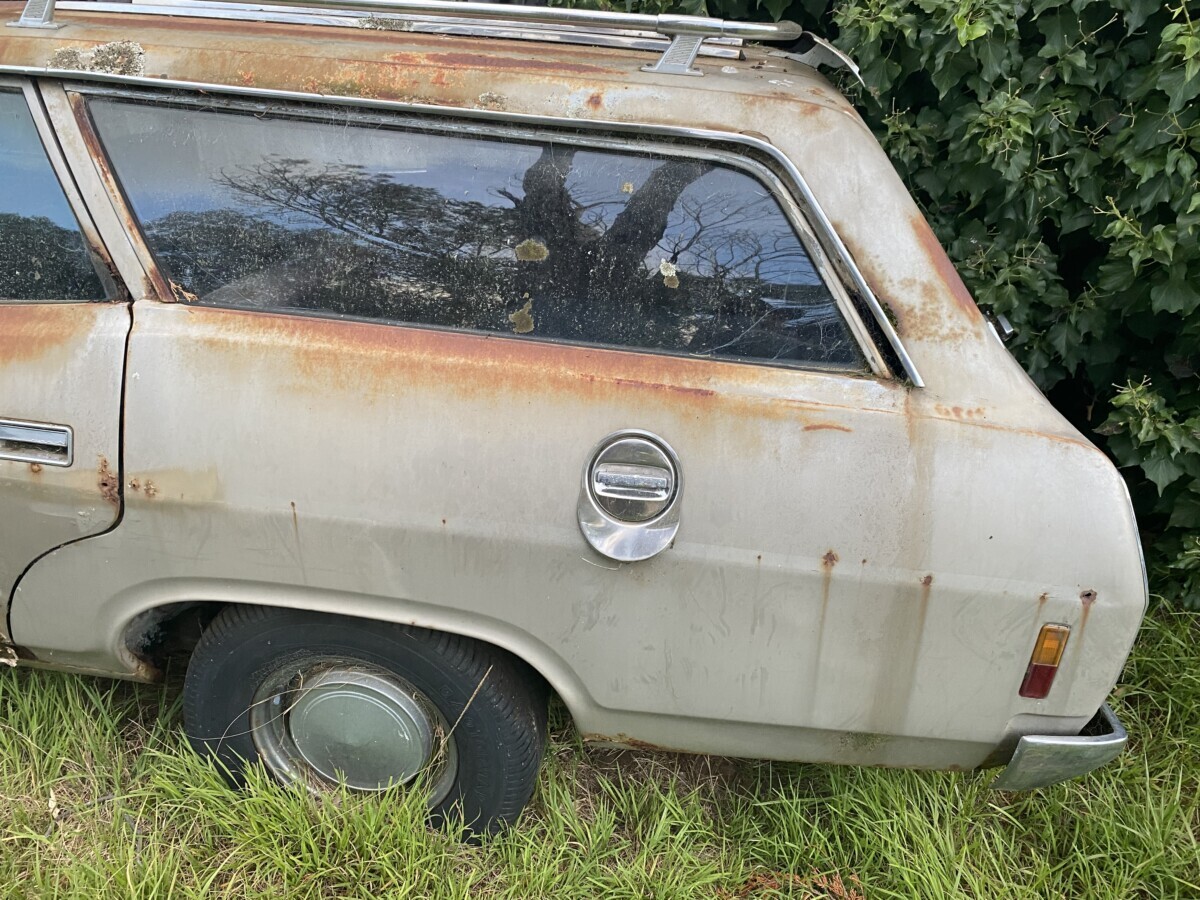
[{"x1": 110, "y1": 579, "x2": 587, "y2": 722}]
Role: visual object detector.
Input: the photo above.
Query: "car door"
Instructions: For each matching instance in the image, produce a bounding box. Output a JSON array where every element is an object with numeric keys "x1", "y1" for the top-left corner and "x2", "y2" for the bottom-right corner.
[
  {"x1": 0, "y1": 78, "x2": 128, "y2": 647},
  {"x1": 12, "y1": 86, "x2": 933, "y2": 754}
]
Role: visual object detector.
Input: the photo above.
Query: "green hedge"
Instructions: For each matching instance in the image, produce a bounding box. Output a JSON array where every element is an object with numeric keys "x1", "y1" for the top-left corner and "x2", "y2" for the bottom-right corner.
[{"x1": 600, "y1": 0, "x2": 1199, "y2": 605}]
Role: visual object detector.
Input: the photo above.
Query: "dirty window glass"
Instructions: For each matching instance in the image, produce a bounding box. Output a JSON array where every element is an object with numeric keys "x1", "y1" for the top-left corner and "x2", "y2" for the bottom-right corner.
[
  {"x1": 0, "y1": 91, "x2": 106, "y2": 302},
  {"x1": 90, "y1": 99, "x2": 863, "y2": 369}
]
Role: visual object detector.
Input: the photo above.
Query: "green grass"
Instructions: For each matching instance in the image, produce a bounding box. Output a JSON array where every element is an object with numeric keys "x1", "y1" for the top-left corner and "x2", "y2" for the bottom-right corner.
[{"x1": 0, "y1": 609, "x2": 1196, "y2": 899}]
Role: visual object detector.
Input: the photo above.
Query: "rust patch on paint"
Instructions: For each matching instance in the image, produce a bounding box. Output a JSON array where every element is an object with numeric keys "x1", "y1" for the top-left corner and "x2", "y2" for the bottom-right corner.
[
  {"x1": 934, "y1": 404, "x2": 986, "y2": 420},
  {"x1": 0, "y1": 305, "x2": 94, "y2": 365},
  {"x1": 97, "y1": 456, "x2": 119, "y2": 506},
  {"x1": 28, "y1": 463, "x2": 42, "y2": 475},
  {"x1": 178, "y1": 305, "x2": 871, "y2": 432},
  {"x1": 586, "y1": 91, "x2": 603, "y2": 110},
  {"x1": 909, "y1": 214, "x2": 983, "y2": 323},
  {"x1": 822, "y1": 550, "x2": 839, "y2": 569},
  {"x1": 127, "y1": 477, "x2": 158, "y2": 498}
]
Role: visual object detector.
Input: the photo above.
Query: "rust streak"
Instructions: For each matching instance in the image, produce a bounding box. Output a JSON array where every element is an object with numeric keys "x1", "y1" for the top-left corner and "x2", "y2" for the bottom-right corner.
[
  {"x1": 804, "y1": 423, "x2": 852, "y2": 433},
  {"x1": 421, "y1": 52, "x2": 613, "y2": 75},
  {"x1": 803, "y1": 549, "x2": 841, "y2": 721},
  {"x1": 608, "y1": 376, "x2": 716, "y2": 400},
  {"x1": 909, "y1": 214, "x2": 982, "y2": 322},
  {"x1": 1078, "y1": 589, "x2": 1097, "y2": 641}
]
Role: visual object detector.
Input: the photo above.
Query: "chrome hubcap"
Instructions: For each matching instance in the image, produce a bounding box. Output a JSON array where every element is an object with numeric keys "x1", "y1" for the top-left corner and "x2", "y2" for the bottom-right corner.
[{"x1": 250, "y1": 661, "x2": 457, "y2": 802}]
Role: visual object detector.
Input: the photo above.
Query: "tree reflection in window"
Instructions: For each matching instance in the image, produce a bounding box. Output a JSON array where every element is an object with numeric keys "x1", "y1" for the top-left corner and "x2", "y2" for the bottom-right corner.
[
  {"x1": 0, "y1": 91, "x2": 106, "y2": 302},
  {"x1": 92, "y1": 100, "x2": 863, "y2": 369}
]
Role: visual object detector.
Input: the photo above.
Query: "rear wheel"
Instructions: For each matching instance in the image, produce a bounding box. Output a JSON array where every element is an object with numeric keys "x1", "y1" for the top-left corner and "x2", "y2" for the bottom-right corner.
[{"x1": 182, "y1": 605, "x2": 547, "y2": 834}]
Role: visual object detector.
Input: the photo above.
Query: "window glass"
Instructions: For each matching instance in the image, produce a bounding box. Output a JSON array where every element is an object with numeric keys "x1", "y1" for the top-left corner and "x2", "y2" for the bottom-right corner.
[
  {"x1": 0, "y1": 90, "x2": 106, "y2": 301},
  {"x1": 91, "y1": 99, "x2": 863, "y2": 369}
]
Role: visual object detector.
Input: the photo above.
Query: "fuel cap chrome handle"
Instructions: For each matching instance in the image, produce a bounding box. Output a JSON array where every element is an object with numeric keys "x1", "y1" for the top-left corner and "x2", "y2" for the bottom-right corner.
[{"x1": 577, "y1": 431, "x2": 682, "y2": 562}]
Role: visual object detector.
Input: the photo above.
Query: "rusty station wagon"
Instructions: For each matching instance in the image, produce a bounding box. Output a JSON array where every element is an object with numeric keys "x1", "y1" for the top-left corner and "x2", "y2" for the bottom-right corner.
[{"x1": 0, "y1": 0, "x2": 1146, "y2": 833}]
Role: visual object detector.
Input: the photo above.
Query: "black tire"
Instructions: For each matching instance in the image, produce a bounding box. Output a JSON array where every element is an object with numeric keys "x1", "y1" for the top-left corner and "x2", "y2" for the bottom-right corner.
[{"x1": 183, "y1": 605, "x2": 547, "y2": 835}]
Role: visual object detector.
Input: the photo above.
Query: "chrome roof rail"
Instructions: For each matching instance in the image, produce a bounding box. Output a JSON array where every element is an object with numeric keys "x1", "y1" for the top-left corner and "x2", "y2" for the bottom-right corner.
[{"x1": 8, "y1": 0, "x2": 857, "y2": 77}]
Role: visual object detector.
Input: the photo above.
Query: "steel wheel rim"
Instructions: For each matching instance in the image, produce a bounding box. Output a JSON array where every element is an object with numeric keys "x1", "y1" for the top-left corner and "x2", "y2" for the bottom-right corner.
[{"x1": 249, "y1": 659, "x2": 458, "y2": 803}]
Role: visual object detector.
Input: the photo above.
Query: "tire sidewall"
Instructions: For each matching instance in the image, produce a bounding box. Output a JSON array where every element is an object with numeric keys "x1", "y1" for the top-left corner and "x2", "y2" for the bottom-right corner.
[{"x1": 184, "y1": 609, "x2": 524, "y2": 829}]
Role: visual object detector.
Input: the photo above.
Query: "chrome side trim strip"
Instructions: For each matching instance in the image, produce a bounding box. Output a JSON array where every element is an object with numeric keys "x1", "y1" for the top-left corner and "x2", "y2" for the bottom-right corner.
[{"x1": 0, "y1": 65, "x2": 923, "y2": 384}]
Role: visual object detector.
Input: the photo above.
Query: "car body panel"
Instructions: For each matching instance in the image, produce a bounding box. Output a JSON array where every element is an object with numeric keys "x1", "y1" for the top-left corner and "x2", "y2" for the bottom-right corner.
[
  {"x1": 0, "y1": 6, "x2": 1147, "y2": 774},
  {"x1": 0, "y1": 302, "x2": 127, "y2": 634},
  {"x1": 12, "y1": 297, "x2": 1144, "y2": 767}
]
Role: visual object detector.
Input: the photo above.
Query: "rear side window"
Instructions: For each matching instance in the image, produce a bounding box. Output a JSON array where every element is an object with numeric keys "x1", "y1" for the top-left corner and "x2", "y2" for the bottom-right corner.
[
  {"x1": 90, "y1": 98, "x2": 865, "y2": 371},
  {"x1": 0, "y1": 90, "x2": 106, "y2": 302}
]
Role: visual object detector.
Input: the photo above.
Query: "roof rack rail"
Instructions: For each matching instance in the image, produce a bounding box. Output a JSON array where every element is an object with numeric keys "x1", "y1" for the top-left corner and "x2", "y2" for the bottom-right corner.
[{"x1": 10, "y1": 0, "x2": 858, "y2": 78}]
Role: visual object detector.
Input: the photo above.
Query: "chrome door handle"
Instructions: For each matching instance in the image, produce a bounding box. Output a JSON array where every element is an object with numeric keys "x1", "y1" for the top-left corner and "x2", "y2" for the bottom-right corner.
[{"x1": 0, "y1": 419, "x2": 73, "y2": 466}]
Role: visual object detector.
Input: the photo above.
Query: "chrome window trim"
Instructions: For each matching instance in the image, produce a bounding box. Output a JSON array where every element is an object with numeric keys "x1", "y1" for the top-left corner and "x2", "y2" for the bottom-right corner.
[
  {"x1": 78, "y1": 84, "x2": 884, "y2": 377},
  {"x1": 37, "y1": 82, "x2": 160, "y2": 300},
  {"x1": 1, "y1": 65, "x2": 922, "y2": 384}
]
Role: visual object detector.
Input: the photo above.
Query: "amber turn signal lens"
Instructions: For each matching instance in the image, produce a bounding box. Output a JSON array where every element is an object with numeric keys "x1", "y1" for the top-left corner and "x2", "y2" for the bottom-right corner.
[
  {"x1": 1029, "y1": 624, "x2": 1070, "y2": 667},
  {"x1": 1019, "y1": 624, "x2": 1070, "y2": 699}
]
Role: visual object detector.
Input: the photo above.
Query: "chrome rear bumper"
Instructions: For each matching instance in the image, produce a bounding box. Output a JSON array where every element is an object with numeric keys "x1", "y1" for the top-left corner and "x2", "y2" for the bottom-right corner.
[{"x1": 990, "y1": 704, "x2": 1127, "y2": 791}]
